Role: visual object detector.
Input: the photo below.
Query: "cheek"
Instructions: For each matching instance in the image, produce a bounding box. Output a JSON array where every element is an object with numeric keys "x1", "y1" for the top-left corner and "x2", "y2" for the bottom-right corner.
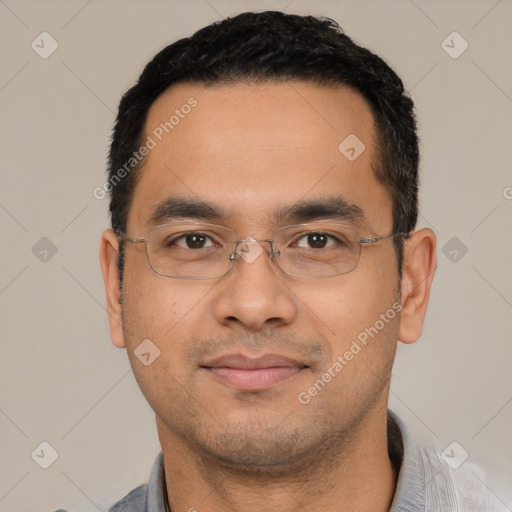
[
  {"x1": 293, "y1": 261, "x2": 398, "y2": 343},
  {"x1": 291, "y1": 257, "x2": 400, "y2": 402},
  {"x1": 121, "y1": 250, "x2": 212, "y2": 341},
  {"x1": 294, "y1": 274, "x2": 399, "y2": 424},
  {"x1": 119, "y1": 278, "x2": 210, "y2": 417}
]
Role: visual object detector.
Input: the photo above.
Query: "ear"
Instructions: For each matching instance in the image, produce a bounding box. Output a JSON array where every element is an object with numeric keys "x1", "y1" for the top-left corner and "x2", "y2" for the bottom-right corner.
[
  {"x1": 99, "y1": 229, "x2": 126, "y2": 348},
  {"x1": 398, "y1": 228, "x2": 437, "y2": 344}
]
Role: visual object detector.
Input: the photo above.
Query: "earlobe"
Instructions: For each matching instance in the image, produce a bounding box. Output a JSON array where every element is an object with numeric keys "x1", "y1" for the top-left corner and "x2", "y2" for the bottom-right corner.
[
  {"x1": 99, "y1": 229, "x2": 126, "y2": 348},
  {"x1": 398, "y1": 228, "x2": 437, "y2": 344}
]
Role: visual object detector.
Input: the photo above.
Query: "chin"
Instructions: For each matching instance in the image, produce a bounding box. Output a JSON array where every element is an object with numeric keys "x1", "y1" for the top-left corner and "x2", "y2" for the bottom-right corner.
[
  {"x1": 182, "y1": 413, "x2": 338, "y2": 475},
  {"x1": 201, "y1": 437, "x2": 314, "y2": 474}
]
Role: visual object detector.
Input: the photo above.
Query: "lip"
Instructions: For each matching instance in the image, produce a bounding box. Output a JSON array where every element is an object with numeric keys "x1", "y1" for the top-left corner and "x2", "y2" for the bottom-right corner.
[{"x1": 201, "y1": 354, "x2": 308, "y2": 391}]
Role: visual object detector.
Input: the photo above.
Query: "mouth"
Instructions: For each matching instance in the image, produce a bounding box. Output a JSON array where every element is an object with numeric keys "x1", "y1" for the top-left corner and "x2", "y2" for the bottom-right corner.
[{"x1": 201, "y1": 354, "x2": 309, "y2": 391}]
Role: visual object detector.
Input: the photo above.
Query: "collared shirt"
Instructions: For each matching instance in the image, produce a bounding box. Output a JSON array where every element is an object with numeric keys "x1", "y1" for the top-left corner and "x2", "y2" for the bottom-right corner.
[{"x1": 97, "y1": 411, "x2": 507, "y2": 511}]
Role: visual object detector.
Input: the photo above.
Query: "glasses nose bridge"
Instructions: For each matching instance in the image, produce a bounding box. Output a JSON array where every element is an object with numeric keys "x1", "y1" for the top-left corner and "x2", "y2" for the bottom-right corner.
[
  {"x1": 235, "y1": 236, "x2": 274, "y2": 246},
  {"x1": 229, "y1": 236, "x2": 278, "y2": 267}
]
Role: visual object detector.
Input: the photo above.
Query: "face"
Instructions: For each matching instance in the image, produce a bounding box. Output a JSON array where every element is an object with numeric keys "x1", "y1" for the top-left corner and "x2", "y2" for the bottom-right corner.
[{"x1": 102, "y1": 81, "x2": 428, "y2": 471}]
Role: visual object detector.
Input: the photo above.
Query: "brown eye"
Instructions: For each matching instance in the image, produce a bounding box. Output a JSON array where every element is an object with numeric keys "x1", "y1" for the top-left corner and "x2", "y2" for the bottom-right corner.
[
  {"x1": 307, "y1": 233, "x2": 328, "y2": 249},
  {"x1": 184, "y1": 234, "x2": 207, "y2": 248},
  {"x1": 295, "y1": 232, "x2": 337, "y2": 249},
  {"x1": 171, "y1": 233, "x2": 215, "y2": 249}
]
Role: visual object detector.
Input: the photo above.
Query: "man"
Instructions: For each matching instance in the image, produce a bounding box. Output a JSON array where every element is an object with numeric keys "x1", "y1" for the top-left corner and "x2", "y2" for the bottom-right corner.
[{"x1": 96, "y1": 11, "x2": 502, "y2": 512}]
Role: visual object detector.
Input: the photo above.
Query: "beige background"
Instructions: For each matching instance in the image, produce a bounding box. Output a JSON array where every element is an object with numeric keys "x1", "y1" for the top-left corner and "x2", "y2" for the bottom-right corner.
[{"x1": 1, "y1": 1, "x2": 511, "y2": 511}]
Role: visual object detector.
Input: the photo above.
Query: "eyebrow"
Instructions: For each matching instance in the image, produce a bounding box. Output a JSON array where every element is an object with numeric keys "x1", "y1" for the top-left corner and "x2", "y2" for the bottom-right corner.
[
  {"x1": 148, "y1": 197, "x2": 225, "y2": 225},
  {"x1": 147, "y1": 195, "x2": 366, "y2": 227},
  {"x1": 271, "y1": 196, "x2": 366, "y2": 226}
]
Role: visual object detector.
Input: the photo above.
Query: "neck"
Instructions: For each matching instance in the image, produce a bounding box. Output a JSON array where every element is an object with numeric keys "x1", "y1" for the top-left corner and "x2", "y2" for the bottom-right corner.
[{"x1": 157, "y1": 405, "x2": 398, "y2": 512}]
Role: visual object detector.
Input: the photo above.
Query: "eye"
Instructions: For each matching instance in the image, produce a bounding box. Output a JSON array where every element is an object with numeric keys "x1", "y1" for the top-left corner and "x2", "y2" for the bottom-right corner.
[
  {"x1": 171, "y1": 233, "x2": 217, "y2": 249},
  {"x1": 294, "y1": 232, "x2": 338, "y2": 249}
]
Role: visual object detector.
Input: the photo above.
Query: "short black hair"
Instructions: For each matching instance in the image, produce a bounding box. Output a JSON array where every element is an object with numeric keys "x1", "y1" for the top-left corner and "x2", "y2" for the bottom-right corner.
[{"x1": 108, "y1": 11, "x2": 419, "y2": 283}]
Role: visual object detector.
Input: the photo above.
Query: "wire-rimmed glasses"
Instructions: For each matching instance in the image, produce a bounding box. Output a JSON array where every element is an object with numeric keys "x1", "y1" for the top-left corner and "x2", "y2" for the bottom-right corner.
[{"x1": 117, "y1": 222, "x2": 410, "y2": 279}]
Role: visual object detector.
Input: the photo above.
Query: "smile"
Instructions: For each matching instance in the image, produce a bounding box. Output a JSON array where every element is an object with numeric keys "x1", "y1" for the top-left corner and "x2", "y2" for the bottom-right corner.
[{"x1": 201, "y1": 354, "x2": 309, "y2": 391}]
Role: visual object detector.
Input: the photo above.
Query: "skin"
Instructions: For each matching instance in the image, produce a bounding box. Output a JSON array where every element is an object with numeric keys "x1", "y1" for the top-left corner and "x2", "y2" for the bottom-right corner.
[{"x1": 100, "y1": 81, "x2": 437, "y2": 512}]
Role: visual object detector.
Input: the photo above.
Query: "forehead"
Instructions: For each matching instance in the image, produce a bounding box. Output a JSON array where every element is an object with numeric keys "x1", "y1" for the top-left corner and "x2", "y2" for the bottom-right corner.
[{"x1": 128, "y1": 81, "x2": 392, "y2": 233}]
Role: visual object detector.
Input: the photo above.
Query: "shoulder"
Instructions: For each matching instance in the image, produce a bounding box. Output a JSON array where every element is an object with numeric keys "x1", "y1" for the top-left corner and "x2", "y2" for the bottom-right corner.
[
  {"x1": 108, "y1": 483, "x2": 148, "y2": 512},
  {"x1": 109, "y1": 451, "x2": 165, "y2": 511},
  {"x1": 50, "y1": 483, "x2": 148, "y2": 512},
  {"x1": 419, "y1": 443, "x2": 507, "y2": 512},
  {"x1": 388, "y1": 411, "x2": 509, "y2": 512},
  {"x1": 54, "y1": 453, "x2": 163, "y2": 512}
]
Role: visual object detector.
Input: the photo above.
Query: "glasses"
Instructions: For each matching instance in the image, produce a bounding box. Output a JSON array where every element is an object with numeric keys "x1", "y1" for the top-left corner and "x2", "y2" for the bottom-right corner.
[{"x1": 117, "y1": 222, "x2": 410, "y2": 280}]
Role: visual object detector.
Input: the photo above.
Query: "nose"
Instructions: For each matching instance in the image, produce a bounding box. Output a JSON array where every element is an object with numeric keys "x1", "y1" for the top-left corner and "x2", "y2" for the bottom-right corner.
[{"x1": 213, "y1": 240, "x2": 297, "y2": 331}]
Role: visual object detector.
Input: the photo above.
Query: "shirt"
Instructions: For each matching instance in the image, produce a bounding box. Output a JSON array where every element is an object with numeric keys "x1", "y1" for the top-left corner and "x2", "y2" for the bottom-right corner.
[{"x1": 90, "y1": 411, "x2": 508, "y2": 511}]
